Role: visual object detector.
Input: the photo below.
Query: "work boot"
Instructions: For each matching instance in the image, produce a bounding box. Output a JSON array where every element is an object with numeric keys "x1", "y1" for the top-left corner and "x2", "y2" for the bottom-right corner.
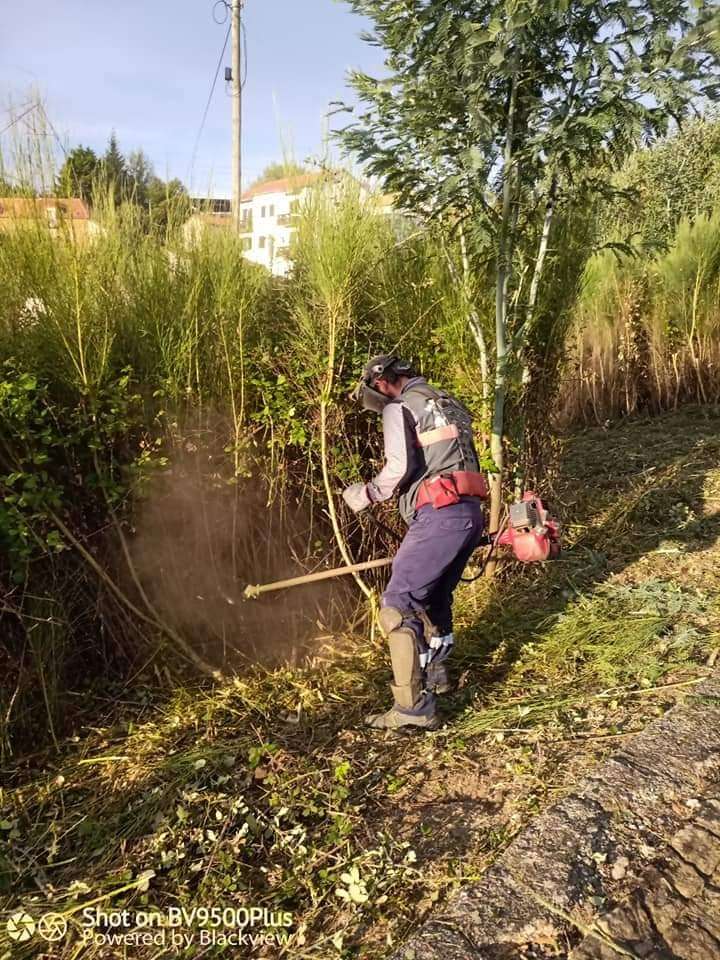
[
  {"x1": 371, "y1": 608, "x2": 440, "y2": 729},
  {"x1": 424, "y1": 633, "x2": 455, "y2": 694},
  {"x1": 365, "y1": 705, "x2": 440, "y2": 731}
]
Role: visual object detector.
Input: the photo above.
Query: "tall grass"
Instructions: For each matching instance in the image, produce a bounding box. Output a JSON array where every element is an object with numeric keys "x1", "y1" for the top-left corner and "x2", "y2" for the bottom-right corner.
[
  {"x1": 5, "y1": 108, "x2": 720, "y2": 756},
  {"x1": 0, "y1": 167, "x2": 467, "y2": 756},
  {"x1": 562, "y1": 211, "x2": 720, "y2": 423}
]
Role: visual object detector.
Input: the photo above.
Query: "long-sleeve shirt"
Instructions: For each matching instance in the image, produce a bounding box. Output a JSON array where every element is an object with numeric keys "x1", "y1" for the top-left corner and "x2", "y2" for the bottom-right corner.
[{"x1": 366, "y1": 377, "x2": 425, "y2": 505}]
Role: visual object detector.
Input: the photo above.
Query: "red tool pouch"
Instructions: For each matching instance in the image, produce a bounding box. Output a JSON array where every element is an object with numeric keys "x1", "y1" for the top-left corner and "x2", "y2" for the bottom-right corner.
[
  {"x1": 420, "y1": 474, "x2": 461, "y2": 509},
  {"x1": 416, "y1": 471, "x2": 488, "y2": 509}
]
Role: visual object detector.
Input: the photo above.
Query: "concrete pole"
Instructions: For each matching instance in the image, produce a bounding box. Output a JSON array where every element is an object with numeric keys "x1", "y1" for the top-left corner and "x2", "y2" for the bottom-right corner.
[{"x1": 231, "y1": 0, "x2": 242, "y2": 233}]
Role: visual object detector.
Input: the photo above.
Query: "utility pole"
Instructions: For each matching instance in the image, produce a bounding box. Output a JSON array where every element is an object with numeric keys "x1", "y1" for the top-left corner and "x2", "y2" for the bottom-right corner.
[{"x1": 231, "y1": 0, "x2": 242, "y2": 233}]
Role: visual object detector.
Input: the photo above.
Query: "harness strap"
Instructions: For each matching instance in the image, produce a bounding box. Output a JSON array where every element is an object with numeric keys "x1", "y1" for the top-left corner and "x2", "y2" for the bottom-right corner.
[{"x1": 416, "y1": 424, "x2": 459, "y2": 447}]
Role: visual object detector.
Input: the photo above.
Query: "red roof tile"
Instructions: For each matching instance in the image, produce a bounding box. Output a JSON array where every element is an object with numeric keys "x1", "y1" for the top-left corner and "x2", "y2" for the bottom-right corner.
[
  {"x1": 241, "y1": 172, "x2": 322, "y2": 202},
  {"x1": 0, "y1": 197, "x2": 90, "y2": 219}
]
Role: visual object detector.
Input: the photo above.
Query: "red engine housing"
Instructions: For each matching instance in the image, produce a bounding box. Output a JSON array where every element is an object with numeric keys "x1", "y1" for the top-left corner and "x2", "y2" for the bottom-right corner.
[{"x1": 497, "y1": 491, "x2": 561, "y2": 563}]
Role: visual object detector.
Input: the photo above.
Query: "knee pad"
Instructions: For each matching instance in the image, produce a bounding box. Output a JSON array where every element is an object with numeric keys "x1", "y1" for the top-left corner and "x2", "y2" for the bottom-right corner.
[
  {"x1": 387, "y1": 626, "x2": 423, "y2": 710},
  {"x1": 378, "y1": 605, "x2": 404, "y2": 636}
]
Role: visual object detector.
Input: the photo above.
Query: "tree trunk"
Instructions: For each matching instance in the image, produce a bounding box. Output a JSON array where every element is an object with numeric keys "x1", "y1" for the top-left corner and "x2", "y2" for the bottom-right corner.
[
  {"x1": 487, "y1": 76, "x2": 518, "y2": 573},
  {"x1": 442, "y1": 224, "x2": 492, "y2": 429},
  {"x1": 517, "y1": 175, "x2": 558, "y2": 487},
  {"x1": 521, "y1": 174, "x2": 558, "y2": 388},
  {"x1": 459, "y1": 224, "x2": 492, "y2": 428}
]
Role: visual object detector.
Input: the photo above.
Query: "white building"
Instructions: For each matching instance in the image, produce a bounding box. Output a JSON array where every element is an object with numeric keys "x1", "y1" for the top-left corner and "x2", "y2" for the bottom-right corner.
[
  {"x1": 238, "y1": 172, "x2": 323, "y2": 276},
  {"x1": 184, "y1": 172, "x2": 398, "y2": 277}
]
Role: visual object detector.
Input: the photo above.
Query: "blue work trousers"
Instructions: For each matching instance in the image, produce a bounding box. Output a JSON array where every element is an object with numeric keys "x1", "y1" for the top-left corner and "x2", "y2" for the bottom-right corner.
[{"x1": 382, "y1": 497, "x2": 485, "y2": 643}]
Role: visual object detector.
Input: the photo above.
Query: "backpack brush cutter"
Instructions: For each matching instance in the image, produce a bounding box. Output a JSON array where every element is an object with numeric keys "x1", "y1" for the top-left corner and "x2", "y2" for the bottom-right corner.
[{"x1": 242, "y1": 491, "x2": 561, "y2": 600}]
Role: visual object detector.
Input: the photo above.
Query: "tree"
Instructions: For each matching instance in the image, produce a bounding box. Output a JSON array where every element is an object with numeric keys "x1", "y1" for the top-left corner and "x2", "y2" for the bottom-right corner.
[
  {"x1": 338, "y1": 0, "x2": 720, "y2": 532},
  {"x1": 54, "y1": 146, "x2": 99, "y2": 203},
  {"x1": 602, "y1": 116, "x2": 720, "y2": 250},
  {"x1": 147, "y1": 176, "x2": 190, "y2": 236},
  {"x1": 126, "y1": 149, "x2": 154, "y2": 208},
  {"x1": 99, "y1": 132, "x2": 128, "y2": 206}
]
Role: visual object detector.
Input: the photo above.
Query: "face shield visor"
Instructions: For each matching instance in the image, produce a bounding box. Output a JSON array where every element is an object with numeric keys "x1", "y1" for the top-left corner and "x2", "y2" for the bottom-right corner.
[
  {"x1": 353, "y1": 379, "x2": 391, "y2": 413},
  {"x1": 351, "y1": 355, "x2": 412, "y2": 413}
]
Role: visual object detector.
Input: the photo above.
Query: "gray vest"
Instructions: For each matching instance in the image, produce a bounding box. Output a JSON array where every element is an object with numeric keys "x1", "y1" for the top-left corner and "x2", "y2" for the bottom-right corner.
[{"x1": 395, "y1": 379, "x2": 481, "y2": 522}]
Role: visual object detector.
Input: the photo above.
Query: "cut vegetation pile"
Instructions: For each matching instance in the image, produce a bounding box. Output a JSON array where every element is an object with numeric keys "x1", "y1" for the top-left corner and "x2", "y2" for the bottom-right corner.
[{"x1": 2, "y1": 406, "x2": 719, "y2": 958}]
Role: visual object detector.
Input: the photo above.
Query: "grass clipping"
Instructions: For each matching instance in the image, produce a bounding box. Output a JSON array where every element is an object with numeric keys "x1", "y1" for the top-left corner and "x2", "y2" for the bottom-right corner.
[{"x1": 2, "y1": 409, "x2": 720, "y2": 958}]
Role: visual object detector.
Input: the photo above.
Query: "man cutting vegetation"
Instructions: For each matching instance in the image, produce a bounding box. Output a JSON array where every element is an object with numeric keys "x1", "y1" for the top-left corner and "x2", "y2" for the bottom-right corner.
[{"x1": 343, "y1": 355, "x2": 488, "y2": 730}]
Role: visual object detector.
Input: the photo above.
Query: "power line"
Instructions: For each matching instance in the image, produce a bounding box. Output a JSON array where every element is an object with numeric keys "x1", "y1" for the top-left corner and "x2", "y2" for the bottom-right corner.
[
  {"x1": 188, "y1": 22, "x2": 232, "y2": 184},
  {"x1": 225, "y1": 19, "x2": 248, "y2": 95},
  {"x1": 0, "y1": 102, "x2": 39, "y2": 137},
  {"x1": 38, "y1": 102, "x2": 67, "y2": 157}
]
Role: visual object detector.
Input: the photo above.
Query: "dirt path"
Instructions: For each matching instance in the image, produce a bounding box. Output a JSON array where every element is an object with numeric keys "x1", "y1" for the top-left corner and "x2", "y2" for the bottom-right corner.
[{"x1": 394, "y1": 671, "x2": 720, "y2": 960}]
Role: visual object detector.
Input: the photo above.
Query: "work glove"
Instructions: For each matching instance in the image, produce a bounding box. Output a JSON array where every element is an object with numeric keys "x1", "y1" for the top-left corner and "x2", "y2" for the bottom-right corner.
[{"x1": 342, "y1": 482, "x2": 371, "y2": 514}]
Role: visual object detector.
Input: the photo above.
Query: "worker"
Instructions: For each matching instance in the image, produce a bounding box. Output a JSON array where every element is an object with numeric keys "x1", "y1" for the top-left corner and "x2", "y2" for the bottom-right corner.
[{"x1": 342, "y1": 355, "x2": 487, "y2": 730}]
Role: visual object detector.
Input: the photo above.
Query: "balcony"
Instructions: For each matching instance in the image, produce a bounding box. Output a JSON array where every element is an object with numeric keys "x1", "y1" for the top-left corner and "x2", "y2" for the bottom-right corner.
[{"x1": 276, "y1": 213, "x2": 299, "y2": 228}]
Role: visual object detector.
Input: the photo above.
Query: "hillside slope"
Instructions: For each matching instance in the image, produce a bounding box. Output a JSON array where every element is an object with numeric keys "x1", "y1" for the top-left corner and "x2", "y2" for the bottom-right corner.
[{"x1": 2, "y1": 407, "x2": 720, "y2": 959}]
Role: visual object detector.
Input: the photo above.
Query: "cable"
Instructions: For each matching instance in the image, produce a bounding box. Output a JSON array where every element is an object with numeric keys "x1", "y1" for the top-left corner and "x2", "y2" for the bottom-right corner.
[
  {"x1": 224, "y1": 17, "x2": 248, "y2": 95},
  {"x1": 460, "y1": 513, "x2": 508, "y2": 583},
  {"x1": 212, "y1": 0, "x2": 229, "y2": 24},
  {"x1": 0, "y1": 103, "x2": 39, "y2": 137},
  {"x1": 38, "y1": 103, "x2": 67, "y2": 157},
  {"x1": 241, "y1": 19, "x2": 248, "y2": 87},
  {"x1": 187, "y1": 21, "x2": 231, "y2": 184}
]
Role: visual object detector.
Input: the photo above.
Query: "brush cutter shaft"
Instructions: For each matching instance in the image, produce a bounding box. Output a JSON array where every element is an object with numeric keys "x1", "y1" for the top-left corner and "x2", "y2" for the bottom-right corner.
[{"x1": 243, "y1": 557, "x2": 392, "y2": 599}]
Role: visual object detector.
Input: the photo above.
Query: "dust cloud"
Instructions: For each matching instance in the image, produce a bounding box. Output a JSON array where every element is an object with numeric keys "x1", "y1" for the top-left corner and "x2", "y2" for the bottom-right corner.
[{"x1": 127, "y1": 440, "x2": 355, "y2": 671}]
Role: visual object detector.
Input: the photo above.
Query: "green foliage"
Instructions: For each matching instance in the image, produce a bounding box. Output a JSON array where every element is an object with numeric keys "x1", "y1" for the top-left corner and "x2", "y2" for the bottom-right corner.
[
  {"x1": 248, "y1": 160, "x2": 309, "y2": 188},
  {"x1": 0, "y1": 368, "x2": 65, "y2": 570},
  {"x1": 0, "y1": 363, "x2": 155, "y2": 576},
  {"x1": 339, "y1": 0, "x2": 719, "y2": 233},
  {"x1": 99, "y1": 131, "x2": 128, "y2": 207},
  {"x1": 145, "y1": 176, "x2": 190, "y2": 236},
  {"x1": 126, "y1": 149, "x2": 154, "y2": 207},
  {"x1": 54, "y1": 145, "x2": 99, "y2": 203},
  {"x1": 338, "y1": 0, "x2": 720, "y2": 479},
  {"x1": 601, "y1": 115, "x2": 720, "y2": 250},
  {"x1": 52, "y1": 132, "x2": 191, "y2": 234}
]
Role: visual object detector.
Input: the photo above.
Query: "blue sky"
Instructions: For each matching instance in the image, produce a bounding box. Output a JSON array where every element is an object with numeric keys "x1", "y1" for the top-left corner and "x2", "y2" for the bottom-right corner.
[{"x1": 0, "y1": 0, "x2": 380, "y2": 196}]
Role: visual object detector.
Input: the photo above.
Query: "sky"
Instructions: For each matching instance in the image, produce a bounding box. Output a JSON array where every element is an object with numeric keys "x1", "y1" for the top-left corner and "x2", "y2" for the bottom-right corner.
[{"x1": 0, "y1": 0, "x2": 381, "y2": 196}]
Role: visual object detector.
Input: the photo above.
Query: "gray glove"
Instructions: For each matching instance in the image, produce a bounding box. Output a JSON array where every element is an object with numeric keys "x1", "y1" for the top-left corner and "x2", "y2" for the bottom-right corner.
[{"x1": 342, "y1": 482, "x2": 371, "y2": 513}]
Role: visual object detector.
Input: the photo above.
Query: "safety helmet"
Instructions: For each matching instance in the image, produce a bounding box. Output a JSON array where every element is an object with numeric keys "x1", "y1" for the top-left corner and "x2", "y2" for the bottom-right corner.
[{"x1": 353, "y1": 355, "x2": 413, "y2": 413}]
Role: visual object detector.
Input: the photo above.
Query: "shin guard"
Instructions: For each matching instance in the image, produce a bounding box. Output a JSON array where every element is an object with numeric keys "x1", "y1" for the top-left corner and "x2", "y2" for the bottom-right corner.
[
  {"x1": 379, "y1": 606, "x2": 423, "y2": 710},
  {"x1": 387, "y1": 627, "x2": 423, "y2": 710}
]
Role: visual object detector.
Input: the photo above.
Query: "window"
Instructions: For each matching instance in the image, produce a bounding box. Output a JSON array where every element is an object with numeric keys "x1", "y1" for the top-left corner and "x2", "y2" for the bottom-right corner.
[
  {"x1": 242, "y1": 237, "x2": 252, "y2": 251},
  {"x1": 258, "y1": 236, "x2": 266, "y2": 249},
  {"x1": 261, "y1": 205, "x2": 266, "y2": 217},
  {"x1": 269, "y1": 204, "x2": 275, "y2": 217},
  {"x1": 289, "y1": 200, "x2": 299, "y2": 214},
  {"x1": 241, "y1": 209, "x2": 250, "y2": 224}
]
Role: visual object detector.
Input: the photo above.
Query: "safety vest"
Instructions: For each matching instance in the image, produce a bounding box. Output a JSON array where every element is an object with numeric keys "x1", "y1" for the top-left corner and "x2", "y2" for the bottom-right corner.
[{"x1": 394, "y1": 379, "x2": 482, "y2": 522}]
